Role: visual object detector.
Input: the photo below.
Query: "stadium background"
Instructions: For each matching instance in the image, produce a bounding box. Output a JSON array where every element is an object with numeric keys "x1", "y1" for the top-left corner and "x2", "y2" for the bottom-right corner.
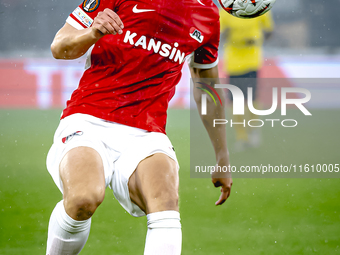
[{"x1": 1, "y1": 0, "x2": 339, "y2": 254}]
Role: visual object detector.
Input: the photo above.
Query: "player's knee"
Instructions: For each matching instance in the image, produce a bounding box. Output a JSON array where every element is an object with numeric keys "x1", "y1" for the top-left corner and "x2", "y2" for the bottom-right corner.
[
  {"x1": 149, "y1": 155, "x2": 179, "y2": 212},
  {"x1": 64, "y1": 187, "x2": 105, "y2": 220},
  {"x1": 162, "y1": 190, "x2": 179, "y2": 211},
  {"x1": 147, "y1": 184, "x2": 179, "y2": 212}
]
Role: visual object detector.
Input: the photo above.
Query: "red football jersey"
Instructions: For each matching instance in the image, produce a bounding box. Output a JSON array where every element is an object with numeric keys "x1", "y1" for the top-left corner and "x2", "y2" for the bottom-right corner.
[{"x1": 62, "y1": 0, "x2": 220, "y2": 133}]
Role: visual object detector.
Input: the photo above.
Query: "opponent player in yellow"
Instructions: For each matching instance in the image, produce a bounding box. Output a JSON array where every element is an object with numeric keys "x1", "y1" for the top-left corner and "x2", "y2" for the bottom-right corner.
[{"x1": 220, "y1": 10, "x2": 274, "y2": 151}]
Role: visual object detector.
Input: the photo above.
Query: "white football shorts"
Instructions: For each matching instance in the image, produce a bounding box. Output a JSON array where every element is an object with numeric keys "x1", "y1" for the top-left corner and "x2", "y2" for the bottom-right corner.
[{"x1": 46, "y1": 113, "x2": 179, "y2": 217}]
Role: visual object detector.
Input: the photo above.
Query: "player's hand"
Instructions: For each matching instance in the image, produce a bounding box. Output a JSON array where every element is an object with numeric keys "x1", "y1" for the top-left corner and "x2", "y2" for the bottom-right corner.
[
  {"x1": 211, "y1": 161, "x2": 233, "y2": 206},
  {"x1": 92, "y1": 8, "x2": 124, "y2": 39}
]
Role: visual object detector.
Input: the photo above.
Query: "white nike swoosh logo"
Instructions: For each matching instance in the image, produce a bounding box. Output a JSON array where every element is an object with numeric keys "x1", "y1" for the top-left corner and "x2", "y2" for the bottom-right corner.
[
  {"x1": 132, "y1": 5, "x2": 155, "y2": 13},
  {"x1": 197, "y1": 0, "x2": 205, "y2": 5}
]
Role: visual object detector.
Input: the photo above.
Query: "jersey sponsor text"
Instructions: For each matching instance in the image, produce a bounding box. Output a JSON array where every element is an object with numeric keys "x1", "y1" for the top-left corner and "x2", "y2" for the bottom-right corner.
[{"x1": 123, "y1": 30, "x2": 186, "y2": 64}]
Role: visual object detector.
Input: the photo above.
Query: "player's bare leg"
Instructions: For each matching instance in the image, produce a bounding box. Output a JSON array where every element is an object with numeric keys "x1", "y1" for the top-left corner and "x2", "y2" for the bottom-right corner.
[
  {"x1": 46, "y1": 147, "x2": 105, "y2": 255},
  {"x1": 129, "y1": 153, "x2": 181, "y2": 255},
  {"x1": 60, "y1": 147, "x2": 105, "y2": 220}
]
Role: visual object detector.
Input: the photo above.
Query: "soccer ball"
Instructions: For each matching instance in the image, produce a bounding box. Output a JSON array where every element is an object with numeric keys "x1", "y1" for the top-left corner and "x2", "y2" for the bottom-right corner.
[{"x1": 219, "y1": 0, "x2": 276, "y2": 19}]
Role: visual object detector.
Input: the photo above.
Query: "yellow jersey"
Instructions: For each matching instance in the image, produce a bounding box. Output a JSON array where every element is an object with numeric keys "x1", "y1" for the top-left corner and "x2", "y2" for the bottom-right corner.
[{"x1": 219, "y1": 10, "x2": 274, "y2": 75}]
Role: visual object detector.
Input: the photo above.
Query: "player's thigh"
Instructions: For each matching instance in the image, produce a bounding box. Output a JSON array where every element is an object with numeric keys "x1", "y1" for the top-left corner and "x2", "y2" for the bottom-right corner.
[
  {"x1": 128, "y1": 153, "x2": 179, "y2": 214},
  {"x1": 60, "y1": 146, "x2": 106, "y2": 215}
]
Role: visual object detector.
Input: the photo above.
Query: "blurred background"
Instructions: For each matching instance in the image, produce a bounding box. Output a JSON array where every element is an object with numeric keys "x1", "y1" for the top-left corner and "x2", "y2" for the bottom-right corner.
[
  {"x1": 0, "y1": 0, "x2": 340, "y2": 254},
  {"x1": 1, "y1": 0, "x2": 340, "y2": 55}
]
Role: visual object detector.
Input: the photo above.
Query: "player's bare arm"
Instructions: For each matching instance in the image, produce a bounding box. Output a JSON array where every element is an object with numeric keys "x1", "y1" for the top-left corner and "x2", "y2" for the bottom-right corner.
[
  {"x1": 51, "y1": 8, "x2": 124, "y2": 60},
  {"x1": 190, "y1": 65, "x2": 233, "y2": 206}
]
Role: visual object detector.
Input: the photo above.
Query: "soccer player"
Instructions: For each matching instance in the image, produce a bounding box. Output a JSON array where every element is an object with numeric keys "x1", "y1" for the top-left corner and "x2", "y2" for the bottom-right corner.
[
  {"x1": 219, "y1": 10, "x2": 274, "y2": 151},
  {"x1": 46, "y1": 0, "x2": 232, "y2": 254}
]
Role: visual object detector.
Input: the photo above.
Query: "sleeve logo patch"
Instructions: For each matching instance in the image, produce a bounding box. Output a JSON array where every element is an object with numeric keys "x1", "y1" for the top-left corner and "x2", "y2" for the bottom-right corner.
[
  {"x1": 189, "y1": 28, "x2": 204, "y2": 43},
  {"x1": 73, "y1": 7, "x2": 93, "y2": 27},
  {"x1": 82, "y1": 0, "x2": 100, "y2": 12}
]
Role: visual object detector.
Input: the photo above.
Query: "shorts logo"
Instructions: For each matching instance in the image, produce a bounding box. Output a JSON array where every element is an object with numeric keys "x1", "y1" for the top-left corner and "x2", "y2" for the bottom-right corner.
[
  {"x1": 189, "y1": 28, "x2": 204, "y2": 43},
  {"x1": 62, "y1": 131, "x2": 83, "y2": 144},
  {"x1": 82, "y1": 0, "x2": 100, "y2": 12}
]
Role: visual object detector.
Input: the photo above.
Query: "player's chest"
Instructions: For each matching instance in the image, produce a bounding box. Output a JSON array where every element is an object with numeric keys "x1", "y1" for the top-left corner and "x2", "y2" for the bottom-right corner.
[{"x1": 114, "y1": 0, "x2": 210, "y2": 52}]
